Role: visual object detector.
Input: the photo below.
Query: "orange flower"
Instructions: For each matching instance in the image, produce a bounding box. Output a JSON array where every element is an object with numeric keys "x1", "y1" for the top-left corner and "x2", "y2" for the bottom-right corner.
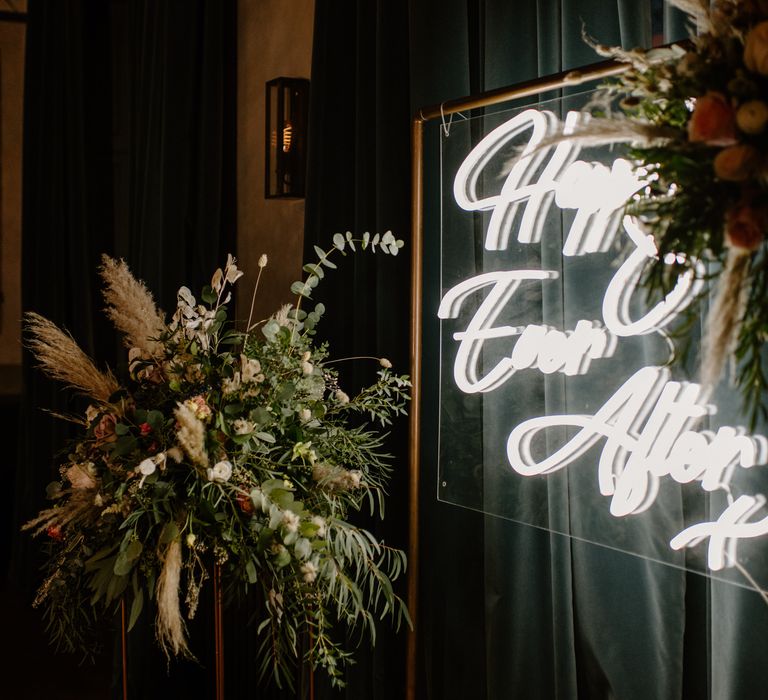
[
  {"x1": 236, "y1": 493, "x2": 255, "y2": 515},
  {"x1": 725, "y1": 203, "x2": 767, "y2": 251},
  {"x1": 713, "y1": 144, "x2": 761, "y2": 181},
  {"x1": 744, "y1": 21, "x2": 768, "y2": 75},
  {"x1": 736, "y1": 100, "x2": 768, "y2": 135},
  {"x1": 688, "y1": 92, "x2": 737, "y2": 146}
]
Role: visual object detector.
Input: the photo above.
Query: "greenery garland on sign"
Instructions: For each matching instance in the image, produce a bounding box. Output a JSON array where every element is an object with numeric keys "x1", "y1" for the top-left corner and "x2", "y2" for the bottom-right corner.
[
  {"x1": 24, "y1": 233, "x2": 410, "y2": 690},
  {"x1": 556, "y1": 0, "x2": 768, "y2": 427}
]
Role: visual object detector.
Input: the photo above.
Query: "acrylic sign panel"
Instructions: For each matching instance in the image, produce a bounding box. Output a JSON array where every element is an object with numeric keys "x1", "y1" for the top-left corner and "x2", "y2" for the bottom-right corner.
[{"x1": 437, "y1": 90, "x2": 768, "y2": 589}]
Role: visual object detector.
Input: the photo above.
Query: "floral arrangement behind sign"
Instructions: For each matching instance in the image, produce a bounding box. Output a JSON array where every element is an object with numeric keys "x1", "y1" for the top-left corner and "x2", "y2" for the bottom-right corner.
[
  {"x1": 23, "y1": 232, "x2": 410, "y2": 689},
  {"x1": 557, "y1": 0, "x2": 768, "y2": 426}
]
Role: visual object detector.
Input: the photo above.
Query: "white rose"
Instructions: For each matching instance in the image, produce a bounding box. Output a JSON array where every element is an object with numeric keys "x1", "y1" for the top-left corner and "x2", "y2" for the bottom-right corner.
[
  {"x1": 207, "y1": 460, "x2": 233, "y2": 483},
  {"x1": 137, "y1": 458, "x2": 156, "y2": 476},
  {"x1": 299, "y1": 408, "x2": 312, "y2": 423}
]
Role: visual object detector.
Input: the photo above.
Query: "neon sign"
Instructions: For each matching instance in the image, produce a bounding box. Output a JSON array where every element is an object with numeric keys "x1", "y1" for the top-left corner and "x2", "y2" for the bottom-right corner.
[{"x1": 439, "y1": 108, "x2": 768, "y2": 573}]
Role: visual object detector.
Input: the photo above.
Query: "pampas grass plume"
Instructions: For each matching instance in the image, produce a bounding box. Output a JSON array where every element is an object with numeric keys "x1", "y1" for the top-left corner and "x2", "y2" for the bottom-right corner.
[
  {"x1": 99, "y1": 255, "x2": 166, "y2": 356},
  {"x1": 701, "y1": 248, "x2": 751, "y2": 389},
  {"x1": 156, "y1": 539, "x2": 191, "y2": 658},
  {"x1": 25, "y1": 312, "x2": 119, "y2": 402},
  {"x1": 174, "y1": 402, "x2": 209, "y2": 469}
]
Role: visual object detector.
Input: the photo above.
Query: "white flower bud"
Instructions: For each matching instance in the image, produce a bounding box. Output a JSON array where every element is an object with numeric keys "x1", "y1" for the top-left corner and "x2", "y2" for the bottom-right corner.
[
  {"x1": 300, "y1": 560, "x2": 318, "y2": 583},
  {"x1": 258, "y1": 254, "x2": 268, "y2": 268},
  {"x1": 379, "y1": 357, "x2": 392, "y2": 368}
]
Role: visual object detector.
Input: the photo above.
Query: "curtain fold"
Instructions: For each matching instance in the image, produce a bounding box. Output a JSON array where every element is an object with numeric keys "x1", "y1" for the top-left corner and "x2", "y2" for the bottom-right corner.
[
  {"x1": 408, "y1": 2, "x2": 768, "y2": 699},
  {"x1": 303, "y1": 2, "x2": 412, "y2": 698},
  {"x1": 15, "y1": 2, "x2": 236, "y2": 698}
]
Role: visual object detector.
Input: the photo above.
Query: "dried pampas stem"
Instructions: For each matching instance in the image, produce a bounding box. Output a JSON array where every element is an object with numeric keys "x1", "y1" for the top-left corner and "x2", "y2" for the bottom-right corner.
[
  {"x1": 701, "y1": 248, "x2": 751, "y2": 389},
  {"x1": 156, "y1": 538, "x2": 191, "y2": 658},
  {"x1": 22, "y1": 489, "x2": 96, "y2": 536},
  {"x1": 99, "y1": 255, "x2": 166, "y2": 357},
  {"x1": 667, "y1": 0, "x2": 712, "y2": 34},
  {"x1": 25, "y1": 312, "x2": 119, "y2": 402},
  {"x1": 503, "y1": 118, "x2": 675, "y2": 175}
]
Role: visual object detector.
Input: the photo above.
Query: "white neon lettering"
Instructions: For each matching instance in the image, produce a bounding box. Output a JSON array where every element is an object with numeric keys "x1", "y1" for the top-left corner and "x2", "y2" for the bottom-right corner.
[
  {"x1": 443, "y1": 106, "x2": 768, "y2": 573},
  {"x1": 559, "y1": 158, "x2": 645, "y2": 256},
  {"x1": 453, "y1": 109, "x2": 557, "y2": 250},
  {"x1": 505, "y1": 366, "x2": 764, "y2": 517},
  {"x1": 670, "y1": 495, "x2": 768, "y2": 571},
  {"x1": 438, "y1": 273, "x2": 616, "y2": 392},
  {"x1": 453, "y1": 109, "x2": 646, "y2": 255},
  {"x1": 602, "y1": 216, "x2": 706, "y2": 337}
]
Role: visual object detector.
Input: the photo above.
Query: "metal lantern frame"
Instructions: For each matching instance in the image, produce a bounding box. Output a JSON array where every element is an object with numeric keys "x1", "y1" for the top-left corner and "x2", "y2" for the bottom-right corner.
[{"x1": 265, "y1": 77, "x2": 310, "y2": 199}]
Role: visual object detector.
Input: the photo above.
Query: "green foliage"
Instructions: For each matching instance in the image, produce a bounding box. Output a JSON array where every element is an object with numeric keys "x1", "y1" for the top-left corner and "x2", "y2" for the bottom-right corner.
[
  {"x1": 27, "y1": 239, "x2": 410, "y2": 688},
  {"x1": 593, "y1": 2, "x2": 768, "y2": 424}
]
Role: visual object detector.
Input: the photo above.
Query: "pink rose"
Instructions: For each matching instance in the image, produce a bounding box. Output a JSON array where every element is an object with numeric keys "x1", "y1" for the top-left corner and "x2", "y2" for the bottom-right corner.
[
  {"x1": 744, "y1": 21, "x2": 768, "y2": 75},
  {"x1": 94, "y1": 414, "x2": 118, "y2": 444},
  {"x1": 713, "y1": 144, "x2": 761, "y2": 182},
  {"x1": 688, "y1": 92, "x2": 737, "y2": 146},
  {"x1": 725, "y1": 203, "x2": 766, "y2": 251}
]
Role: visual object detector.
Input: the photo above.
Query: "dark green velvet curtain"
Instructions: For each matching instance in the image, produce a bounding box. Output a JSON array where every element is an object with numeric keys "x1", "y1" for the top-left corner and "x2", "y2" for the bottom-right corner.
[
  {"x1": 304, "y1": 2, "x2": 412, "y2": 698},
  {"x1": 13, "y1": 1, "x2": 235, "y2": 697},
  {"x1": 306, "y1": 1, "x2": 768, "y2": 698}
]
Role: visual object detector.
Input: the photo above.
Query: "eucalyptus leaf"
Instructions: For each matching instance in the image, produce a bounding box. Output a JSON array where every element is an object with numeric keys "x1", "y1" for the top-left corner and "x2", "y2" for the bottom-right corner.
[
  {"x1": 201, "y1": 285, "x2": 217, "y2": 304},
  {"x1": 320, "y1": 256, "x2": 337, "y2": 269},
  {"x1": 128, "y1": 589, "x2": 144, "y2": 632},
  {"x1": 332, "y1": 233, "x2": 346, "y2": 251},
  {"x1": 159, "y1": 522, "x2": 179, "y2": 544},
  {"x1": 113, "y1": 554, "x2": 134, "y2": 577},
  {"x1": 246, "y1": 559, "x2": 258, "y2": 584}
]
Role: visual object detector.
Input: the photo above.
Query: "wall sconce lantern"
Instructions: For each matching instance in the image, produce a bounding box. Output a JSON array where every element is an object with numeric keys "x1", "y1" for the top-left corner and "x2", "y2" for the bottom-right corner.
[{"x1": 265, "y1": 77, "x2": 310, "y2": 199}]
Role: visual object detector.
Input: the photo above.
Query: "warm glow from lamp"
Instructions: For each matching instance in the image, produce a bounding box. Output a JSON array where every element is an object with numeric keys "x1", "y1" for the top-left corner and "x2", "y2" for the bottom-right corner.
[{"x1": 282, "y1": 122, "x2": 293, "y2": 153}]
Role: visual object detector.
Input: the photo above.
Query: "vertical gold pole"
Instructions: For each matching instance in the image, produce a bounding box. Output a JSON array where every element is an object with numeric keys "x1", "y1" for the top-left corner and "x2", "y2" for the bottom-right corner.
[
  {"x1": 406, "y1": 115, "x2": 424, "y2": 700},
  {"x1": 213, "y1": 563, "x2": 224, "y2": 700},
  {"x1": 120, "y1": 598, "x2": 128, "y2": 700},
  {"x1": 403, "y1": 50, "x2": 641, "y2": 700}
]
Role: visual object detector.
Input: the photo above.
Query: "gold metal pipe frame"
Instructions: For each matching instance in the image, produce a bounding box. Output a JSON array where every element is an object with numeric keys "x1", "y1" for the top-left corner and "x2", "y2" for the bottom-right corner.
[{"x1": 406, "y1": 54, "x2": 634, "y2": 700}]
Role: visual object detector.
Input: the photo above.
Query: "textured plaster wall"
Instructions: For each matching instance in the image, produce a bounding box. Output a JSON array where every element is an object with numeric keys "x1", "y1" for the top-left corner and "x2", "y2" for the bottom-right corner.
[{"x1": 237, "y1": 0, "x2": 315, "y2": 327}]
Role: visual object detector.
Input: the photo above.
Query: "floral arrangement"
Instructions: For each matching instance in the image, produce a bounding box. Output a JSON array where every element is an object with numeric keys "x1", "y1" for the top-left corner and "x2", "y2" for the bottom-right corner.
[
  {"x1": 571, "y1": 0, "x2": 768, "y2": 426},
  {"x1": 23, "y1": 232, "x2": 410, "y2": 689}
]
